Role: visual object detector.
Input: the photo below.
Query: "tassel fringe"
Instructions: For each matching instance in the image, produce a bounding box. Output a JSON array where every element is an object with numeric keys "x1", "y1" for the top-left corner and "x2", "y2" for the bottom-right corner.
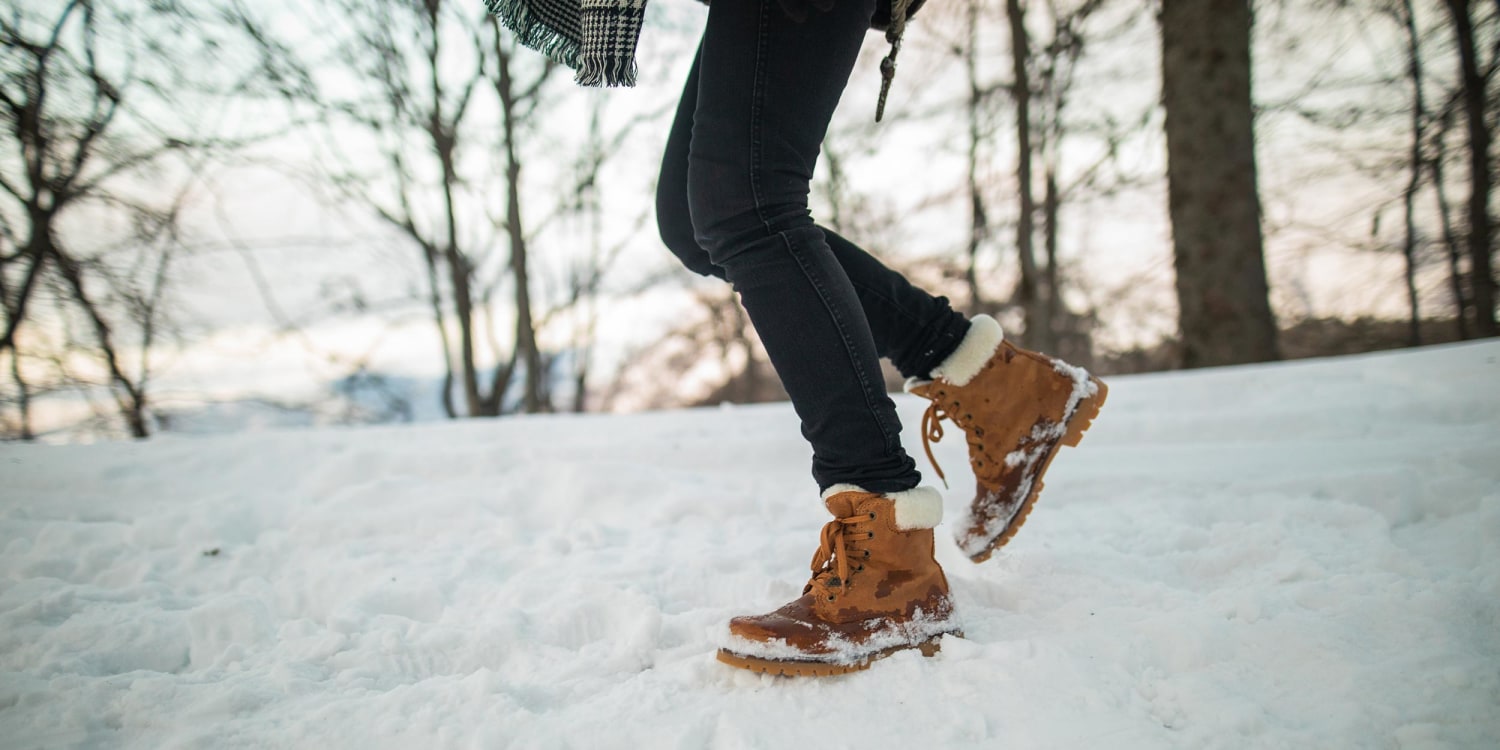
[
  {"x1": 576, "y1": 57, "x2": 639, "y2": 88},
  {"x1": 484, "y1": 0, "x2": 643, "y2": 88},
  {"x1": 484, "y1": 0, "x2": 583, "y2": 71}
]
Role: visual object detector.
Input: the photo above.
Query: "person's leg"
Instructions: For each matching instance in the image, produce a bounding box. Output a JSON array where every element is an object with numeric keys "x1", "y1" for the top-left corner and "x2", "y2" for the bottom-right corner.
[
  {"x1": 678, "y1": 2, "x2": 972, "y2": 676},
  {"x1": 685, "y1": 0, "x2": 921, "y2": 493},
  {"x1": 656, "y1": 44, "x2": 970, "y2": 383},
  {"x1": 820, "y1": 227, "x2": 971, "y2": 380},
  {"x1": 657, "y1": 8, "x2": 1107, "y2": 581},
  {"x1": 655, "y1": 41, "x2": 725, "y2": 281}
]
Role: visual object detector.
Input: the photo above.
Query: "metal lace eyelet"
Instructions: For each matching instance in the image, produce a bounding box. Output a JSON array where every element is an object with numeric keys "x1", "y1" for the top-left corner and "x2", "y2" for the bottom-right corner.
[
  {"x1": 868, "y1": 512, "x2": 876, "y2": 520},
  {"x1": 864, "y1": 550, "x2": 870, "y2": 558},
  {"x1": 827, "y1": 595, "x2": 836, "y2": 601},
  {"x1": 867, "y1": 531, "x2": 874, "y2": 539}
]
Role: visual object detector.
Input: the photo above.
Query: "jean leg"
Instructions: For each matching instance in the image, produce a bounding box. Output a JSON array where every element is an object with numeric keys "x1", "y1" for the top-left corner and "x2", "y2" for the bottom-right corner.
[
  {"x1": 821, "y1": 227, "x2": 972, "y2": 379},
  {"x1": 686, "y1": 0, "x2": 919, "y2": 493},
  {"x1": 656, "y1": 34, "x2": 969, "y2": 381},
  {"x1": 656, "y1": 41, "x2": 724, "y2": 280}
]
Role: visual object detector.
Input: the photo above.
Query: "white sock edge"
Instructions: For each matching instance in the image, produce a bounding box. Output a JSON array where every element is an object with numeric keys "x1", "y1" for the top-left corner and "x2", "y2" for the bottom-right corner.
[
  {"x1": 928, "y1": 314, "x2": 1004, "y2": 387},
  {"x1": 820, "y1": 484, "x2": 943, "y2": 530}
]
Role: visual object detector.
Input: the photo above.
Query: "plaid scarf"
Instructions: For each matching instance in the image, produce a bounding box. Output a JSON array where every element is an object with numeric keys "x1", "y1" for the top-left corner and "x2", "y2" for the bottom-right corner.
[
  {"x1": 485, "y1": 0, "x2": 925, "y2": 120},
  {"x1": 484, "y1": 0, "x2": 648, "y2": 87}
]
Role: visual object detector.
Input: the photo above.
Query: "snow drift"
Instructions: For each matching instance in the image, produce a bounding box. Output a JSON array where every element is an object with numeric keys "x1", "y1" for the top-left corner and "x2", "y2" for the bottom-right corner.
[{"x1": 2, "y1": 342, "x2": 1498, "y2": 748}]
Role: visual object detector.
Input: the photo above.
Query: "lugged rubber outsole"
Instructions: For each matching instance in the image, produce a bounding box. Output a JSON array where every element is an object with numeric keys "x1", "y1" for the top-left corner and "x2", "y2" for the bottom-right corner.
[
  {"x1": 968, "y1": 376, "x2": 1108, "y2": 564},
  {"x1": 715, "y1": 634, "x2": 953, "y2": 677}
]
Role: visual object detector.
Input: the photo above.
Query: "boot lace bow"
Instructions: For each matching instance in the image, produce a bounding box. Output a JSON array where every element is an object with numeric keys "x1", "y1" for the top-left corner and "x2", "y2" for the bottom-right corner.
[{"x1": 807, "y1": 510, "x2": 876, "y2": 601}]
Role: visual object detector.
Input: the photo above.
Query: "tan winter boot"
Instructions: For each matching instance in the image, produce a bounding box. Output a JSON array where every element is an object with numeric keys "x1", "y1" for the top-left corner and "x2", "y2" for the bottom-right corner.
[
  {"x1": 716, "y1": 485, "x2": 960, "y2": 676},
  {"x1": 905, "y1": 314, "x2": 1107, "y2": 563}
]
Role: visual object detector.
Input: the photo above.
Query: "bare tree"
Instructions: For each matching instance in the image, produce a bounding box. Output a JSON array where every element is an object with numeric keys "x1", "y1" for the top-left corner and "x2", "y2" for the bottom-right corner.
[
  {"x1": 1257, "y1": 0, "x2": 1495, "y2": 345},
  {"x1": 1006, "y1": 0, "x2": 1046, "y2": 349},
  {"x1": 992, "y1": 0, "x2": 1121, "y2": 356},
  {"x1": 922, "y1": 0, "x2": 1116, "y2": 352},
  {"x1": 1429, "y1": 104, "x2": 1470, "y2": 338},
  {"x1": 239, "y1": 0, "x2": 570, "y2": 418},
  {"x1": 1032, "y1": 0, "x2": 1113, "y2": 363},
  {"x1": 1395, "y1": 0, "x2": 1429, "y2": 344},
  {"x1": 816, "y1": 0, "x2": 1138, "y2": 365},
  {"x1": 962, "y1": 0, "x2": 999, "y2": 314},
  {"x1": 543, "y1": 97, "x2": 660, "y2": 412},
  {"x1": 1, "y1": 0, "x2": 270, "y2": 438},
  {"x1": 488, "y1": 13, "x2": 555, "y2": 414},
  {"x1": 1442, "y1": 0, "x2": 1497, "y2": 336}
]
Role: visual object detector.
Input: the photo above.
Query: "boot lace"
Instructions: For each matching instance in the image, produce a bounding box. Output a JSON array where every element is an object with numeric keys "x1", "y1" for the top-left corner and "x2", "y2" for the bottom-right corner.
[
  {"x1": 807, "y1": 511, "x2": 876, "y2": 602},
  {"x1": 920, "y1": 392, "x2": 988, "y2": 489}
]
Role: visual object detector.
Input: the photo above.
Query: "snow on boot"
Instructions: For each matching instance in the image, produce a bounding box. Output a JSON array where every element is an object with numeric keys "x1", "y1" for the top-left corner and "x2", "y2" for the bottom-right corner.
[
  {"x1": 905, "y1": 314, "x2": 1108, "y2": 563},
  {"x1": 716, "y1": 485, "x2": 960, "y2": 676}
]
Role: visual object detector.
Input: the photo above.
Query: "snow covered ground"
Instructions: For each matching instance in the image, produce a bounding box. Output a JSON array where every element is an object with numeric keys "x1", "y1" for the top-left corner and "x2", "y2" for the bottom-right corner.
[{"x1": 2, "y1": 342, "x2": 1498, "y2": 749}]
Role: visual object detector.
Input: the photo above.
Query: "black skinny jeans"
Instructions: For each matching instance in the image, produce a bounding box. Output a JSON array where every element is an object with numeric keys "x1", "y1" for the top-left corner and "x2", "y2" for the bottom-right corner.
[{"x1": 655, "y1": 0, "x2": 971, "y2": 494}]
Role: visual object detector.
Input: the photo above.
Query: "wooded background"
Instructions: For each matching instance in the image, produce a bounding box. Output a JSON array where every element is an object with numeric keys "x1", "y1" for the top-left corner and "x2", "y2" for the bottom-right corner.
[{"x1": 2, "y1": 0, "x2": 1496, "y2": 440}]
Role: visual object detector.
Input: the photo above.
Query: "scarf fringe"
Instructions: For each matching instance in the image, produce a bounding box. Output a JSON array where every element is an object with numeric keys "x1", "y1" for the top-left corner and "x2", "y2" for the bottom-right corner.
[
  {"x1": 485, "y1": 0, "x2": 641, "y2": 87},
  {"x1": 577, "y1": 57, "x2": 639, "y2": 87},
  {"x1": 483, "y1": 0, "x2": 584, "y2": 72}
]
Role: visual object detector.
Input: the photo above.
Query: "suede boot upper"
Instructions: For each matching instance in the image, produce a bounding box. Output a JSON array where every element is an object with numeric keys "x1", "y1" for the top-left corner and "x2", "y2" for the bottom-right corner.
[
  {"x1": 720, "y1": 487, "x2": 957, "y2": 665},
  {"x1": 906, "y1": 314, "x2": 1107, "y2": 561}
]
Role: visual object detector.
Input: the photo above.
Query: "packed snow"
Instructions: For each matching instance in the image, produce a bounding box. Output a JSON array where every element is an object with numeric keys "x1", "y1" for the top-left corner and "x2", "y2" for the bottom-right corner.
[{"x1": 2, "y1": 342, "x2": 1498, "y2": 748}]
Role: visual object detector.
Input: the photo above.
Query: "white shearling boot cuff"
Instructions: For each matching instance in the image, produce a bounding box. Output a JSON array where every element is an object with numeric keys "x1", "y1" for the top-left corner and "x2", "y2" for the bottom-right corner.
[
  {"x1": 928, "y1": 314, "x2": 1004, "y2": 387},
  {"x1": 821, "y1": 484, "x2": 944, "y2": 530}
]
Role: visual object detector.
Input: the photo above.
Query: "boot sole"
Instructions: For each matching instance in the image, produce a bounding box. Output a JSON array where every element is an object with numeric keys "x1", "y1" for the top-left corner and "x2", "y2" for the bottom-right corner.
[
  {"x1": 715, "y1": 634, "x2": 956, "y2": 677},
  {"x1": 968, "y1": 376, "x2": 1108, "y2": 564}
]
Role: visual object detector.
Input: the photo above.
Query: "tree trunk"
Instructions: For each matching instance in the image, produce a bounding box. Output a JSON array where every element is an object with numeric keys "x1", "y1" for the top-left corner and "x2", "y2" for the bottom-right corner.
[
  {"x1": 8, "y1": 351, "x2": 34, "y2": 440},
  {"x1": 507, "y1": 157, "x2": 545, "y2": 414},
  {"x1": 1006, "y1": 0, "x2": 1042, "y2": 346},
  {"x1": 497, "y1": 46, "x2": 547, "y2": 414},
  {"x1": 424, "y1": 3, "x2": 483, "y2": 417},
  {"x1": 1400, "y1": 0, "x2": 1424, "y2": 347},
  {"x1": 572, "y1": 351, "x2": 590, "y2": 413},
  {"x1": 445, "y1": 247, "x2": 482, "y2": 415},
  {"x1": 1160, "y1": 0, "x2": 1279, "y2": 367},
  {"x1": 1430, "y1": 116, "x2": 1470, "y2": 339},
  {"x1": 1444, "y1": 0, "x2": 1497, "y2": 337},
  {"x1": 421, "y1": 246, "x2": 459, "y2": 418},
  {"x1": 52, "y1": 241, "x2": 151, "y2": 437},
  {"x1": 1043, "y1": 167, "x2": 1060, "y2": 350},
  {"x1": 965, "y1": 0, "x2": 988, "y2": 312},
  {"x1": 1, "y1": 233, "x2": 50, "y2": 356}
]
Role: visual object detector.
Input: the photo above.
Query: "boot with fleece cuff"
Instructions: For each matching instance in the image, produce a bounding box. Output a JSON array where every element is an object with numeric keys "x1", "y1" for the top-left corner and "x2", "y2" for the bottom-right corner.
[
  {"x1": 906, "y1": 314, "x2": 1108, "y2": 563},
  {"x1": 716, "y1": 485, "x2": 961, "y2": 676}
]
